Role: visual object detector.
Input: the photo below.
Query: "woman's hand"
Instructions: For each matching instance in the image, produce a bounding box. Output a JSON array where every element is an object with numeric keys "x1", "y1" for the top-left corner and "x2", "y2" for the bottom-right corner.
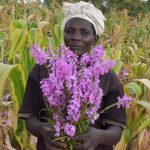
[
  {"x1": 74, "y1": 125, "x2": 123, "y2": 150},
  {"x1": 26, "y1": 116, "x2": 67, "y2": 150},
  {"x1": 42, "y1": 125, "x2": 67, "y2": 150},
  {"x1": 74, "y1": 127, "x2": 101, "y2": 150}
]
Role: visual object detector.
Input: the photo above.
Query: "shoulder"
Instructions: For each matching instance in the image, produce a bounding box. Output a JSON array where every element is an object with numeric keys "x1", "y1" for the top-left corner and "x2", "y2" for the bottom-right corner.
[
  {"x1": 100, "y1": 70, "x2": 122, "y2": 95},
  {"x1": 29, "y1": 64, "x2": 48, "y2": 83},
  {"x1": 100, "y1": 70, "x2": 119, "y2": 80}
]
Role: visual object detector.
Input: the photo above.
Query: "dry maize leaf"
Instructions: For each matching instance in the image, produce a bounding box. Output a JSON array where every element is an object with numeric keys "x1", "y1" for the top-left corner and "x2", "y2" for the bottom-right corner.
[
  {"x1": 138, "y1": 130, "x2": 150, "y2": 150},
  {"x1": 27, "y1": 14, "x2": 35, "y2": 22},
  {"x1": 134, "y1": 79, "x2": 150, "y2": 90}
]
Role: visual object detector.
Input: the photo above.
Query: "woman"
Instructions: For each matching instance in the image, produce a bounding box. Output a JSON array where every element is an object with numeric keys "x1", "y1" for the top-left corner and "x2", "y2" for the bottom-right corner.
[{"x1": 19, "y1": 1, "x2": 126, "y2": 150}]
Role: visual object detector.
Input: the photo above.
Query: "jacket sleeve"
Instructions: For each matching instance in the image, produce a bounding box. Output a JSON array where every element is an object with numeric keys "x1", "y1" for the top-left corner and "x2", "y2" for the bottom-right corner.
[{"x1": 101, "y1": 72, "x2": 126, "y2": 128}]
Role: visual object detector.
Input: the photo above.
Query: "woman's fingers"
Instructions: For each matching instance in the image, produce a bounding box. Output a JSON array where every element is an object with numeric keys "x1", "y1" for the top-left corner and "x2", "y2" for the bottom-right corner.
[
  {"x1": 74, "y1": 135, "x2": 90, "y2": 150},
  {"x1": 45, "y1": 136, "x2": 66, "y2": 149},
  {"x1": 74, "y1": 133, "x2": 88, "y2": 143},
  {"x1": 45, "y1": 143, "x2": 62, "y2": 150},
  {"x1": 43, "y1": 127, "x2": 67, "y2": 149},
  {"x1": 74, "y1": 143, "x2": 95, "y2": 150},
  {"x1": 74, "y1": 141, "x2": 90, "y2": 150},
  {"x1": 45, "y1": 140, "x2": 66, "y2": 150},
  {"x1": 51, "y1": 141, "x2": 67, "y2": 149}
]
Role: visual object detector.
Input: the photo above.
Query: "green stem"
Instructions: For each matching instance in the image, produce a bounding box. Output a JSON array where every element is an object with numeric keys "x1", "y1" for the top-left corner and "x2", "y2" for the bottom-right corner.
[{"x1": 100, "y1": 103, "x2": 118, "y2": 114}]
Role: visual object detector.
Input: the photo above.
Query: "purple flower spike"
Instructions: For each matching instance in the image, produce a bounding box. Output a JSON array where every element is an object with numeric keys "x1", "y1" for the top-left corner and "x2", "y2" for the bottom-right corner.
[
  {"x1": 117, "y1": 95, "x2": 133, "y2": 108},
  {"x1": 54, "y1": 121, "x2": 61, "y2": 137},
  {"x1": 30, "y1": 44, "x2": 48, "y2": 65},
  {"x1": 34, "y1": 44, "x2": 117, "y2": 138},
  {"x1": 3, "y1": 120, "x2": 9, "y2": 126}
]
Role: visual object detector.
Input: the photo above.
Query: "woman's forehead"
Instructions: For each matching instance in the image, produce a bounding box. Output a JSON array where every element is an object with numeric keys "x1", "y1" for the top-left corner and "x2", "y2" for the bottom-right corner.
[{"x1": 65, "y1": 18, "x2": 93, "y2": 30}]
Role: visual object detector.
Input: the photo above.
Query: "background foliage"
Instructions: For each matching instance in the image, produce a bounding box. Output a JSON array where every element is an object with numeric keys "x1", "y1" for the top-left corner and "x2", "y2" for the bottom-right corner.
[{"x1": 0, "y1": 0, "x2": 150, "y2": 149}]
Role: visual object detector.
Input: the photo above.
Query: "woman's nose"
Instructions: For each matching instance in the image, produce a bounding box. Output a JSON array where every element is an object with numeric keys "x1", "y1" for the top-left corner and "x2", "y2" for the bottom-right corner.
[{"x1": 71, "y1": 32, "x2": 81, "y2": 41}]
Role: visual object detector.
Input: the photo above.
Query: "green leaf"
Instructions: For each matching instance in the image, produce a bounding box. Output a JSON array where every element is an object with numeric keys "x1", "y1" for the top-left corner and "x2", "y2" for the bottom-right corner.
[
  {"x1": 113, "y1": 61, "x2": 123, "y2": 75},
  {"x1": 115, "y1": 46, "x2": 122, "y2": 59},
  {"x1": 15, "y1": 120, "x2": 30, "y2": 149},
  {"x1": 28, "y1": 28, "x2": 39, "y2": 44},
  {"x1": 16, "y1": 19, "x2": 28, "y2": 30},
  {"x1": 9, "y1": 28, "x2": 28, "y2": 61},
  {"x1": 9, "y1": 64, "x2": 25, "y2": 111},
  {"x1": 20, "y1": 46, "x2": 35, "y2": 79},
  {"x1": 132, "y1": 117, "x2": 150, "y2": 138},
  {"x1": 0, "y1": 62, "x2": 17, "y2": 97},
  {"x1": 124, "y1": 82, "x2": 142, "y2": 97},
  {"x1": 0, "y1": 31, "x2": 5, "y2": 39},
  {"x1": 53, "y1": 136, "x2": 68, "y2": 142},
  {"x1": 138, "y1": 117, "x2": 150, "y2": 133},
  {"x1": 128, "y1": 107, "x2": 144, "y2": 130},
  {"x1": 8, "y1": 65, "x2": 29, "y2": 149},
  {"x1": 52, "y1": 24, "x2": 63, "y2": 47}
]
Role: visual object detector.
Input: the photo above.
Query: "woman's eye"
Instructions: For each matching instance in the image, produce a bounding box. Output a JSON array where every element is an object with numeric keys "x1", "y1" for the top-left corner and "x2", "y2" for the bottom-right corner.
[
  {"x1": 65, "y1": 29, "x2": 74, "y2": 34},
  {"x1": 81, "y1": 31, "x2": 90, "y2": 36}
]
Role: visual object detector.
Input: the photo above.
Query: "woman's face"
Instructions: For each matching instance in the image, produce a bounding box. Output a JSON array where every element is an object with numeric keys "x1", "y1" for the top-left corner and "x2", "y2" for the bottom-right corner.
[{"x1": 64, "y1": 18, "x2": 97, "y2": 56}]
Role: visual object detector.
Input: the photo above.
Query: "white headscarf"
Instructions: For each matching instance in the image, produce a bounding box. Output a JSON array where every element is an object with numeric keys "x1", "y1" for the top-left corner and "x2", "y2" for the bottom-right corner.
[{"x1": 61, "y1": 1, "x2": 106, "y2": 36}]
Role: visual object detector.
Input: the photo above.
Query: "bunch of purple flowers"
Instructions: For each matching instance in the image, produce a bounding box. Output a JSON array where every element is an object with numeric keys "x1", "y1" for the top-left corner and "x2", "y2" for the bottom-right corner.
[{"x1": 30, "y1": 44, "x2": 132, "y2": 142}]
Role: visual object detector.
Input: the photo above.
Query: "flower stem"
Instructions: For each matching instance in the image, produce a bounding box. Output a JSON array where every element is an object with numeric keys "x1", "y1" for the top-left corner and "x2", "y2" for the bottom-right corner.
[{"x1": 100, "y1": 103, "x2": 118, "y2": 114}]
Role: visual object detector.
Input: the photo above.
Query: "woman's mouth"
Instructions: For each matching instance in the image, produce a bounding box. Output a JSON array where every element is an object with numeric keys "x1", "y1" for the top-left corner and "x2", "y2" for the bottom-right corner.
[
  {"x1": 68, "y1": 46, "x2": 86, "y2": 56},
  {"x1": 69, "y1": 46, "x2": 83, "y2": 51}
]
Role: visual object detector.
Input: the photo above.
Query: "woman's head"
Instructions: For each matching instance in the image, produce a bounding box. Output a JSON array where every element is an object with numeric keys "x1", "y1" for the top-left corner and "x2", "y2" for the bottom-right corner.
[
  {"x1": 64, "y1": 17, "x2": 98, "y2": 56},
  {"x1": 62, "y1": 1, "x2": 106, "y2": 55}
]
